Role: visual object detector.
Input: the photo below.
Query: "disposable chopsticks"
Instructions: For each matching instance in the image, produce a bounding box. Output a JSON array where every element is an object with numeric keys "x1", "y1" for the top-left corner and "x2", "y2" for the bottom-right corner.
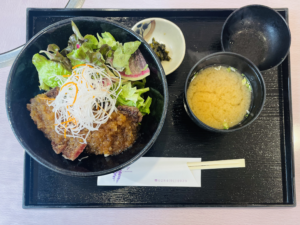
[{"x1": 187, "y1": 159, "x2": 245, "y2": 170}]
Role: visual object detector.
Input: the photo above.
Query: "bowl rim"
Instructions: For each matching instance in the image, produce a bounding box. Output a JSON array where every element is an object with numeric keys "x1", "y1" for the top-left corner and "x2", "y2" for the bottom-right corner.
[
  {"x1": 132, "y1": 17, "x2": 186, "y2": 75},
  {"x1": 220, "y1": 4, "x2": 291, "y2": 72},
  {"x1": 184, "y1": 51, "x2": 266, "y2": 133},
  {"x1": 5, "y1": 16, "x2": 169, "y2": 177}
]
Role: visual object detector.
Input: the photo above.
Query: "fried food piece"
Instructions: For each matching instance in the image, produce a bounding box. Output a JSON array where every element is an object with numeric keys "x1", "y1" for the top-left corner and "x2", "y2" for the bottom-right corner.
[
  {"x1": 85, "y1": 106, "x2": 142, "y2": 157},
  {"x1": 27, "y1": 88, "x2": 143, "y2": 159},
  {"x1": 27, "y1": 87, "x2": 86, "y2": 161},
  {"x1": 117, "y1": 105, "x2": 143, "y2": 123}
]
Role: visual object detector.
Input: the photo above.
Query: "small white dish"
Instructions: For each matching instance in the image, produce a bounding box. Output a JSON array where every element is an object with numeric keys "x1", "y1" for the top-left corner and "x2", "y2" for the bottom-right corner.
[{"x1": 132, "y1": 18, "x2": 186, "y2": 75}]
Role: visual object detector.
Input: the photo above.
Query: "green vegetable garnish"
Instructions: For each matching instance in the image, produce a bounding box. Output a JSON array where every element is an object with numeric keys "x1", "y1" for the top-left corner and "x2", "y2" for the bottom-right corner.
[
  {"x1": 245, "y1": 83, "x2": 252, "y2": 91},
  {"x1": 242, "y1": 77, "x2": 247, "y2": 85},
  {"x1": 245, "y1": 110, "x2": 250, "y2": 118},
  {"x1": 117, "y1": 82, "x2": 152, "y2": 115},
  {"x1": 67, "y1": 47, "x2": 104, "y2": 67},
  {"x1": 99, "y1": 44, "x2": 112, "y2": 60},
  {"x1": 142, "y1": 64, "x2": 148, "y2": 71},
  {"x1": 123, "y1": 41, "x2": 141, "y2": 55},
  {"x1": 39, "y1": 44, "x2": 72, "y2": 71},
  {"x1": 101, "y1": 32, "x2": 116, "y2": 41},
  {"x1": 98, "y1": 32, "x2": 120, "y2": 50},
  {"x1": 67, "y1": 24, "x2": 142, "y2": 75},
  {"x1": 132, "y1": 78, "x2": 146, "y2": 89},
  {"x1": 223, "y1": 122, "x2": 229, "y2": 130},
  {"x1": 71, "y1": 21, "x2": 84, "y2": 40},
  {"x1": 32, "y1": 53, "x2": 70, "y2": 90},
  {"x1": 113, "y1": 47, "x2": 132, "y2": 71},
  {"x1": 139, "y1": 96, "x2": 152, "y2": 115},
  {"x1": 113, "y1": 41, "x2": 141, "y2": 74},
  {"x1": 81, "y1": 35, "x2": 99, "y2": 50},
  {"x1": 61, "y1": 21, "x2": 99, "y2": 56},
  {"x1": 32, "y1": 21, "x2": 151, "y2": 114},
  {"x1": 227, "y1": 67, "x2": 231, "y2": 72},
  {"x1": 96, "y1": 33, "x2": 105, "y2": 47},
  {"x1": 97, "y1": 31, "x2": 142, "y2": 74},
  {"x1": 241, "y1": 75, "x2": 252, "y2": 92}
]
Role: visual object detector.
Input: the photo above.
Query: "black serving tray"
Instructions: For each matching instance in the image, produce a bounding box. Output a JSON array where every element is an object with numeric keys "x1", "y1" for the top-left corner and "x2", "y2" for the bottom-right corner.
[{"x1": 23, "y1": 8, "x2": 295, "y2": 208}]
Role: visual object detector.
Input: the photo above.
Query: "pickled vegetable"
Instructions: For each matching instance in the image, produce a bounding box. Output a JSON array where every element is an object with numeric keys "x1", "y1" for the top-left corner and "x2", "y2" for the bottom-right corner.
[{"x1": 150, "y1": 38, "x2": 171, "y2": 61}]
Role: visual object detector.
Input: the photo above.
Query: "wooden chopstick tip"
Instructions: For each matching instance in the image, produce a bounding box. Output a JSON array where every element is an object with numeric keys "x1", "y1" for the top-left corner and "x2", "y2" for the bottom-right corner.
[{"x1": 187, "y1": 159, "x2": 246, "y2": 170}]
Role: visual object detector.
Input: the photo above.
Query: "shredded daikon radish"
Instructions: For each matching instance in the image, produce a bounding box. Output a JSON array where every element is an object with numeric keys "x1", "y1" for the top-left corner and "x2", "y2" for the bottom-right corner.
[{"x1": 49, "y1": 64, "x2": 121, "y2": 143}]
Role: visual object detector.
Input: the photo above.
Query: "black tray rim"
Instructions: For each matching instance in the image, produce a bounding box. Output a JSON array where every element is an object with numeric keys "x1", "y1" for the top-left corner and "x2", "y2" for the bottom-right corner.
[
  {"x1": 26, "y1": 8, "x2": 289, "y2": 11},
  {"x1": 23, "y1": 8, "x2": 295, "y2": 208}
]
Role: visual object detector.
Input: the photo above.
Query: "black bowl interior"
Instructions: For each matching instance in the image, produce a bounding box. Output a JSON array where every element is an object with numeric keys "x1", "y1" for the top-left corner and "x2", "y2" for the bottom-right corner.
[
  {"x1": 221, "y1": 5, "x2": 291, "y2": 71},
  {"x1": 6, "y1": 17, "x2": 168, "y2": 176},
  {"x1": 184, "y1": 52, "x2": 266, "y2": 132}
]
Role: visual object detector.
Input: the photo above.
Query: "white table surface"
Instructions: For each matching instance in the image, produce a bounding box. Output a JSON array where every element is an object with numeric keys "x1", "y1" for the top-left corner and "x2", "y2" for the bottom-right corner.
[{"x1": 1, "y1": 0, "x2": 299, "y2": 224}]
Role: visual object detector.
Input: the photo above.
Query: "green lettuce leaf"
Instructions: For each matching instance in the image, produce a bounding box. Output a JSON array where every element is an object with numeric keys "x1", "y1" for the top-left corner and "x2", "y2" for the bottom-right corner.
[
  {"x1": 120, "y1": 82, "x2": 140, "y2": 102},
  {"x1": 60, "y1": 34, "x2": 78, "y2": 56},
  {"x1": 32, "y1": 53, "x2": 70, "y2": 90},
  {"x1": 40, "y1": 44, "x2": 72, "y2": 71},
  {"x1": 117, "y1": 82, "x2": 151, "y2": 115},
  {"x1": 113, "y1": 47, "x2": 132, "y2": 71},
  {"x1": 123, "y1": 41, "x2": 141, "y2": 54},
  {"x1": 96, "y1": 33, "x2": 105, "y2": 47},
  {"x1": 138, "y1": 96, "x2": 152, "y2": 115},
  {"x1": 113, "y1": 41, "x2": 141, "y2": 74},
  {"x1": 82, "y1": 34, "x2": 98, "y2": 50},
  {"x1": 102, "y1": 32, "x2": 116, "y2": 41},
  {"x1": 96, "y1": 32, "x2": 141, "y2": 74},
  {"x1": 71, "y1": 21, "x2": 84, "y2": 40},
  {"x1": 67, "y1": 46, "x2": 104, "y2": 67},
  {"x1": 61, "y1": 21, "x2": 98, "y2": 56},
  {"x1": 117, "y1": 95, "x2": 135, "y2": 107},
  {"x1": 99, "y1": 44, "x2": 112, "y2": 60},
  {"x1": 62, "y1": 21, "x2": 103, "y2": 67},
  {"x1": 120, "y1": 49, "x2": 147, "y2": 77},
  {"x1": 132, "y1": 78, "x2": 146, "y2": 89},
  {"x1": 97, "y1": 32, "x2": 120, "y2": 50}
]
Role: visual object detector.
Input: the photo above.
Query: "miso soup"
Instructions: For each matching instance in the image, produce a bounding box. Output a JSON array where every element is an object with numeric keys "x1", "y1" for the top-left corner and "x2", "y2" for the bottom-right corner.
[{"x1": 187, "y1": 66, "x2": 252, "y2": 129}]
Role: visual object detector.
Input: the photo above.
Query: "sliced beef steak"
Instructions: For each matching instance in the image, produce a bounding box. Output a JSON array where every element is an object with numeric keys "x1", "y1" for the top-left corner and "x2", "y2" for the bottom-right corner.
[
  {"x1": 27, "y1": 89, "x2": 143, "y2": 160},
  {"x1": 45, "y1": 86, "x2": 59, "y2": 98},
  {"x1": 117, "y1": 105, "x2": 143, "y2": 123},
  {"x1": 27, "y1": 88, "x2": 86, "y2": 161}
]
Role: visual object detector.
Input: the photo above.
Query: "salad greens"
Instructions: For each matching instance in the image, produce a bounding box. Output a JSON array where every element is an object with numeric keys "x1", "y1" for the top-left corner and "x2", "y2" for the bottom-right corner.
[
  {"x1": 113, "y1": 41, "x2": 141, "y2": 73},
  {"x1": 32, "y1": 49, "x2": 71, "y2": 90},
  {"x1": 97, "y1": 32, "x2": 120, "y2": 50},
  {"x1": 117, "y1": 80, "x2": 152, "y2": 116},
  {"x1": 32, "y1": 21, "x2": 152, "y2": 115},
  {"x1": 66, "y1": 47, "x2": 104, "y2": 67}
]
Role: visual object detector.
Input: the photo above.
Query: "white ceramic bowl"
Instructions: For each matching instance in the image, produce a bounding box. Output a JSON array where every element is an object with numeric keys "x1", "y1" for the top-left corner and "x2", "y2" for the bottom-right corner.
[{"x1": 132, "y1": 18, "x2": 186, "y2": 75}]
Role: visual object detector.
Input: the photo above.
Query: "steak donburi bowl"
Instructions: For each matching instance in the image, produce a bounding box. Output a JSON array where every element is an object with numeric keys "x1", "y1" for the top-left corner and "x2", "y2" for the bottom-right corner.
[{"x1": 6, "y1": 17, "x2": 168, "y2": 177}]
